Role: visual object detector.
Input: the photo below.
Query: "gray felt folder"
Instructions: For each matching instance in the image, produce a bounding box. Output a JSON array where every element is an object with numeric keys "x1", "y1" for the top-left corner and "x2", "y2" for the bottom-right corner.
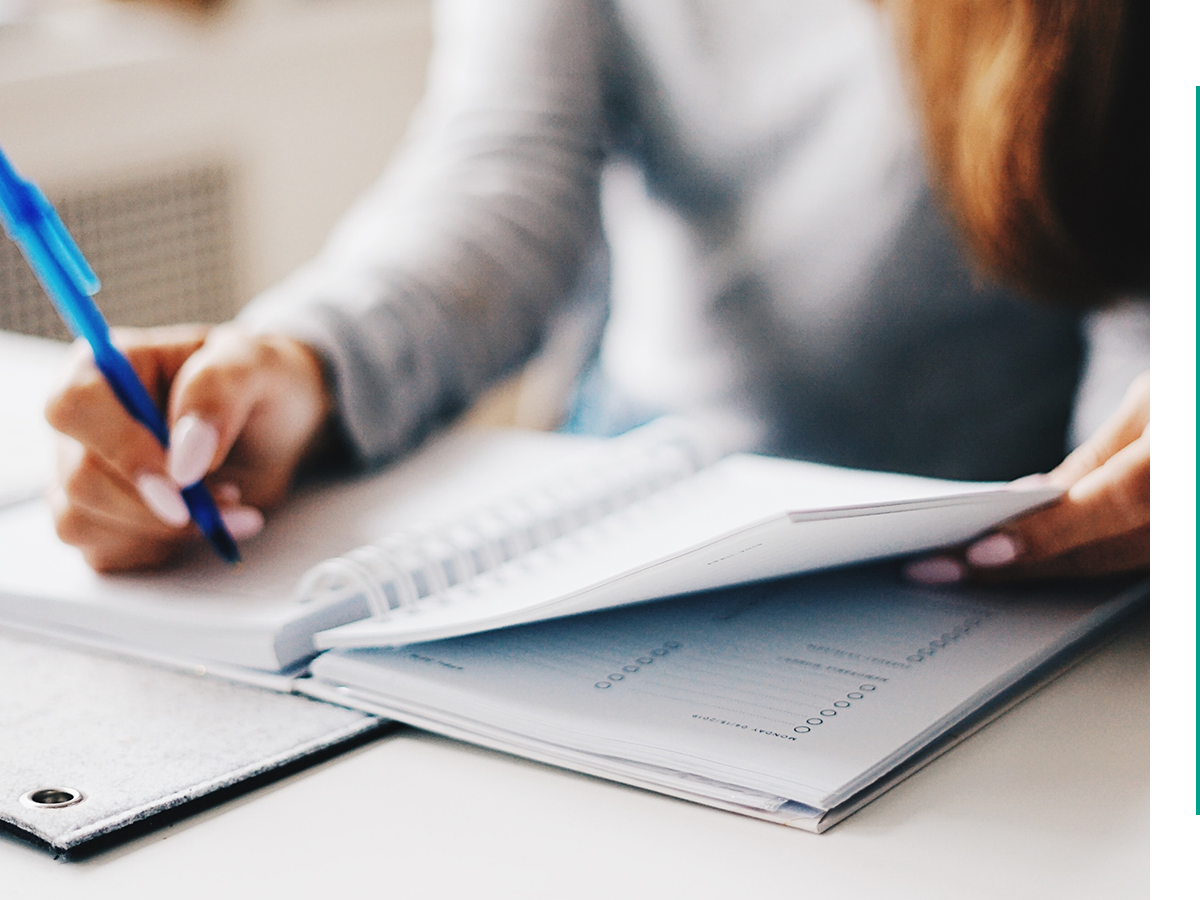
[{"x1": 0, "y1": 629, "x2": 384, "y2": 857}]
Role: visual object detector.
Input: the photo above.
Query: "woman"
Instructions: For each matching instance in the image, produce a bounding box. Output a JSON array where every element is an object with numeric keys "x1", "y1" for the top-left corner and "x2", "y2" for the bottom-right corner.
[{"x1": 45, "y1": 0, "x2": 1147, "y2": 578}]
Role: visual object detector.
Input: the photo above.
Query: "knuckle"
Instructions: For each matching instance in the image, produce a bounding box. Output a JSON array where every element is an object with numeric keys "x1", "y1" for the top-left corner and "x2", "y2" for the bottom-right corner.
[
  {"x1": 108, "y1": 437, "x2": 161, "y2": 481},
  {"x1": 61, "y1": 452, "x2": 107, "y2": 506},
  {"x1": 53, "y1": 434, "x2": 84, "y2": 480},
  {"x1": 91, "y1": 540, "x2": 174, "y2": 574},
  {"x1": 212, "y1": 359, "x2": 255, "y2": 391},
  {"x1": 52, "y1": 503, "x2": 90, "y2": 548},
  {"x1": 43, "y1": 391, "x2": 71, "y2": 432},
  {"x1": 1072, "y1": 442, "x2": 1104, "y2": 475},
  {"x1": 187, "y1": 353, "x2": 251, "y2": 397},
  {"x1": 1008, "y1": 523, "x2": 1049, "y2": 561},
  {"x1": 177, "y1": 362, "x2": 256, "y2": 425},
  {"x1": 44, "y1": 372, "x2": 105, "y2": 433},
  {"x1": 82, "y1": 548, "x2": 124, "y2": 575},
  {"x1": 254, "y1": 335, "x2": 290, "y2": 370},
  {"x1": 1109, "y1": 476, "x2": 1151, "y2": 529},
  {"x1": 205, "y1": 322, "x2": 251, "y2": 352},
  {"x1": 1004, "y1": 508, "x2": 1065, "y2": 561},
  {"x1": 111, "y1": 325, "x2": 190, "y2": 353}
]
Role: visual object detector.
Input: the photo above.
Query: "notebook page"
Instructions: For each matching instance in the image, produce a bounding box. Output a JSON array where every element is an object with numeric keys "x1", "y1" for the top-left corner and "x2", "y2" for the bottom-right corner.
[
  {"x1": 316, "y1": 456, "x2": 1052, "y2": 646},
  {"x1": 0, "y1": 428, "x2": 597, "y2": 670},
  {"x1": 0, "y1": 333, "x2": 68, "y2": 508},
  {"x1": 311, "y1": 567, "x2": 1142, "y2": 809}
]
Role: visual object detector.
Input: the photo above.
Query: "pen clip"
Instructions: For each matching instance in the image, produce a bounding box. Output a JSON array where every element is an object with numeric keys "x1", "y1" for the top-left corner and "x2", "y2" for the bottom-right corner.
[
  {"x1": 0, "y1": 147, "x2": 100, "y2": 296},
  {"x1": 29, "y1": 187, "x2": 100, "y2": 296}
]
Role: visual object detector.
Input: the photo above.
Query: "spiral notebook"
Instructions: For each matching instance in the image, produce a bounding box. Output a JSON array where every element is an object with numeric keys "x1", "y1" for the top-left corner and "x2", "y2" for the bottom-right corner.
[
  {"x1": 304, "y1": 565, "x2": 1147, "y2": 832},
  {"x1": 0, "y1": 420, "x2": 1056, "y2": 677}
]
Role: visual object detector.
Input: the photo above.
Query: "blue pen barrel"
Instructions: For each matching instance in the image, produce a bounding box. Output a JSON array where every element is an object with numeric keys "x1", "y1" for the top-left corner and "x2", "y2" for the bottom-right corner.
[
  {"x1": 91, "y1": 344, "x2": 171, "y2": 447},
  {"x1": 181, "y1": 484, "x2": 240, "y2": 562},
  {"x1": 1, "y1": 142, "x2": 240, "y2": 564},
  {"x1": 7, "y1": 222, "x2": 106, "y2": 345},
  {"x1": 92, "y1": 342, "x2": 239, "y2": 561},
  {"x1": 92, "y1": 346, "x2": 240, "y2": 562}
]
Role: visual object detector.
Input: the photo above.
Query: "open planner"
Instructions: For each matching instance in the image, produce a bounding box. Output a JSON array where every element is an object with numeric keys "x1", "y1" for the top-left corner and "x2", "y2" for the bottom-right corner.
[
  {"x1": 0, "y1": 418, "x2": 1144, "y2": 832},
  {"x1": 0, "y1": 419, "x2": 1057, "y2": 676},
  {"x1": 303, "y1": 565, "x2": 1145, "y2": 832}
]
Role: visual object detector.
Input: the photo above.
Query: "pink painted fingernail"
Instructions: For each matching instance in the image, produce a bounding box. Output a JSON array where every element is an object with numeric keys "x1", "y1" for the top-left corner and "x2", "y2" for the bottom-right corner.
[
  {"x1": 903, "y1": 556, "x2": 966, "y2": 585},
  {"x1": 965, "y1": 533, "x2": 1021, "y2": 568},
  {"x1": 136, "y1": 474, "x2": 191, "y2": 528},
  {"x1": 168, "y1": 416, "x2": 219, "y2": 487},
  {"x1": 220, "y1": 505, "x2": 264, "y2": 540}
]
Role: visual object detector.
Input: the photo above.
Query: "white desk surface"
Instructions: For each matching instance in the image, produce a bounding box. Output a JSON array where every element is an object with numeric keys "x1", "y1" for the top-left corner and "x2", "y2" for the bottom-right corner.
[
  {"x1": 0, "y1": 332, "x2": 1149, "y2": 898},
  {"x1": 2, "y1": 610, "x2": 1148, "y2": 899}
]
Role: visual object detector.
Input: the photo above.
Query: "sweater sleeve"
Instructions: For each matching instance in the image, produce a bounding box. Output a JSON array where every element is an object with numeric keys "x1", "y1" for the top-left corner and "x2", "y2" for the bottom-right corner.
[{"x1": 237, "y1": 0, "x2": 608, "y2": 465}]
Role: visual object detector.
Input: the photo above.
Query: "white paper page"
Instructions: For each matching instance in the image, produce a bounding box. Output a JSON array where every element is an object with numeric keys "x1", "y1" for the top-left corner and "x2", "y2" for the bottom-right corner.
[
  {"x1": 317, "y1": 456, "x2": 1055, "y2": 646},
  {"x1": 0, "y1": 332, "x2": 69, "y2": 508},
  {"x1": 0, "y1": 428, "x2": 595, "y2": 670},
  {"x1": 312, "y1": 567, "x2": 1143, "y2": 809}
]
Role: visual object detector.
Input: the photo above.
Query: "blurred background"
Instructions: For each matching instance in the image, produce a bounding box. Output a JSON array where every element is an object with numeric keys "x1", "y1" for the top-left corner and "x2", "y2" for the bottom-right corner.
[
  {"x1": 0, "y1": 0, "x2": 678, "y2": 429},
  {"x1": 0, "y1": 0, "x2": 432, "y2": 338}
]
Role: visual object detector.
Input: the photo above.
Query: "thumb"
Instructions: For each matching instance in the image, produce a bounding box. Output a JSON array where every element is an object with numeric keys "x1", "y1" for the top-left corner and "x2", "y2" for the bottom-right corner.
[{"x1": 165, "y1": 326, "x2": 333, "y2": 509}]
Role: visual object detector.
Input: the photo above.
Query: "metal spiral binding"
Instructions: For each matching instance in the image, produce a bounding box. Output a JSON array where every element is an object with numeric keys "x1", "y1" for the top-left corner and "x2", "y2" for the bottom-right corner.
[{"x1": 294, "y1": 420, "x2": 711, "y2": 619}]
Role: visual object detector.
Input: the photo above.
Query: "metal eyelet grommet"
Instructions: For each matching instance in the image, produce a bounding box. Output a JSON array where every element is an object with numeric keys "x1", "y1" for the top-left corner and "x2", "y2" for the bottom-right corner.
[{"x1": 19, "y1": 788, "x2": 84, "y2": 809}]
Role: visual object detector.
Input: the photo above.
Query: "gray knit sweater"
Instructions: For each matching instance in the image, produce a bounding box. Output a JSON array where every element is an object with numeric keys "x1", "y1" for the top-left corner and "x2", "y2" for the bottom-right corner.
[{"x1": 240, "y1": 0, "x2": 1148, "y2": 481}]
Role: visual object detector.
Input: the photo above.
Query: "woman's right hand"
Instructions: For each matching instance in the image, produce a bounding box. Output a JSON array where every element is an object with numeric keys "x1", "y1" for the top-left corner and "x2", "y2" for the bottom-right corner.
[{"x1": 45, "y1": 323, "x2": 335, "y2": 572}]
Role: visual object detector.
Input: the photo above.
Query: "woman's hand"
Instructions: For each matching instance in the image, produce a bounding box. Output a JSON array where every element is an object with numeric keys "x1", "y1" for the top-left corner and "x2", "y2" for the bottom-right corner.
[
  {"x1": 905, "y1": 372, "x2": 1150, "y2": 584},
  {"x1": 45, "y1": 323, "x2": 334, "y2": 572}
]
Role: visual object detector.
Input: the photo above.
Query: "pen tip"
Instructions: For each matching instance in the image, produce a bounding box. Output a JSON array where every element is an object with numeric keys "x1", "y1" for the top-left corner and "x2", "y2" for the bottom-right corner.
[{"x1": 209, "y1": 527, "x2": 241, "y2": 565}]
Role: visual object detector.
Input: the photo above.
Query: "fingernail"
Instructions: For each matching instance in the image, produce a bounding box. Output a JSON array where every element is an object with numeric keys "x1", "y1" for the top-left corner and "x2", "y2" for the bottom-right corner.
[
  {"x1": 903, "y1": 556, "x2": 966, "y2": 585},
  {"x1": 136, "y1": 474, "x2": 191, "y2": 528},
  {"x1": 220, "y1": 505, "x2": 264, "y2": 540},
  {"x1": 168, "y1": 416, "x2": 219, "y2": 487},
  {"x1": 965, "y1": 533, "x2": 1021, "y2": 568}
]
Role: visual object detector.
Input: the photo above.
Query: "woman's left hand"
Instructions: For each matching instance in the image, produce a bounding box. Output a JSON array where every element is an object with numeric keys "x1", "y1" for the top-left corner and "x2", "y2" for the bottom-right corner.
[{"x1": 905, "y1": 371, "x2": 1149, "y2": 584}]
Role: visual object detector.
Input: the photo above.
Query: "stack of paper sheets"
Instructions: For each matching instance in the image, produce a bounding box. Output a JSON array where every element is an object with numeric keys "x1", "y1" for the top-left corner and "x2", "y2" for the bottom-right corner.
[{"x1": 305, "y1": 565, "x2": 1145, "y2": 831}]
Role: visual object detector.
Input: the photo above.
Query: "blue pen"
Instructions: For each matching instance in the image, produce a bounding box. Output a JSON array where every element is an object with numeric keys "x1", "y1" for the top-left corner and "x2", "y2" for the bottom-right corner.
[{"x1": 0, "y1": 145, "x2": 239, "y2": 563}]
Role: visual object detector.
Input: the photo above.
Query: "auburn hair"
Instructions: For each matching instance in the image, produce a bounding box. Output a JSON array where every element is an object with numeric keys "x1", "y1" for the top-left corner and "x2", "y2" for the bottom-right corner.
[{"x1": 891, "y1": 0, "x2": 1148, "y2": 306}]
